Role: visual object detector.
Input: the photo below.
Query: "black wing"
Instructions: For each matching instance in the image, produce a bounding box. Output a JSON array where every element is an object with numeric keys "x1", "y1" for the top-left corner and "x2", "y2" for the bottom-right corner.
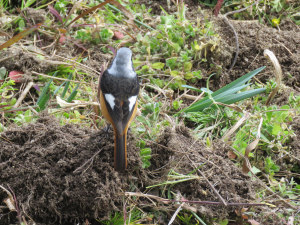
[{"x1": 101, "y1": 71, "x2": 139, "y2": 135}]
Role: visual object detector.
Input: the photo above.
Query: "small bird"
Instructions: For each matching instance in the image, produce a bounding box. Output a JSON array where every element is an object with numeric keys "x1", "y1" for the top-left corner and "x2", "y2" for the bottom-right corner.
[{"x1": 99, "y1": 47, "x2": 140, "y2": 171}]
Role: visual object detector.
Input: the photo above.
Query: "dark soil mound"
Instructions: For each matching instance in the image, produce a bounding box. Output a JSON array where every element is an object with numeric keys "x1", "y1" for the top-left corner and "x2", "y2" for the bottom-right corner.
[
  {"x1": 0, "y1": 114, "x2": 142, "y2": 224},
  {"x1": 0, "y1": 115, "x2": 264, "y2": 224}
]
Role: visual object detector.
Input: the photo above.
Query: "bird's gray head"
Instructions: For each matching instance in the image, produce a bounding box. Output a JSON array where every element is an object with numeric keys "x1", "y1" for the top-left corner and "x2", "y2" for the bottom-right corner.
[
  {"x1": 108, "y1": 47, "x2": 135, "y2": 77},
  {"x1": 115, "y1": 47, "x2": 132, "y2": 65}
]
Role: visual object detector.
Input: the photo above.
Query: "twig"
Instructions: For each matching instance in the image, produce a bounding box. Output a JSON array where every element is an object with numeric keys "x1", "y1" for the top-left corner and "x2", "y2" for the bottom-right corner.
[
  {"x1": 98, "y1": 0, "x2": 155, "y2": 31},
  {"x1": 223, "y1": 1, "x2": 258, "y2": 74},
  {"x1": 0, "y1": 55, "x2": 14, "y2": 63},
  {"x1": 168, "y1": 202, "x2": 184, "y2": 225},
  {"x1": 162, "y1": 199, "x2": 266, "y2": 206},
  {"x1": 273, "y1": 38, "x2": 293, "y2": 56},
  {"x1": 186, "y1": 155, "x2": 227, "y2": 206},
  {"x1": 4, "y1": 102, "x2": 58, "y2": 113},
  {"x1": 124, "y1": 192, "x2": 197, "y2": 212},
  {"x1": 182, "y1": 94, "x2": 198, "y2": 100},
  {"x1": 73, "y1": 147, "x2": 104, "y2": 174},
  {"x1": 13, "y1": 82, "x2": 34, "y2": 108},
  {"x1": 31, "y1": 71, "x2": 88, "y2": 84},
  {"x1": 125, "y1": 192, "x2": 171, "y2": 204}
]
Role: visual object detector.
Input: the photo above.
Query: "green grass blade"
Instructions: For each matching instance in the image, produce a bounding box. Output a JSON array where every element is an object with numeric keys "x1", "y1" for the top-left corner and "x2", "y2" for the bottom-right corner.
[
  {"x1": 53, "y1": 81, "x2": 66, "y2": 96},
  {"x1": 212, "y1": 66, "x2": 265, "y2": 96},
  {"x1": 61, "y1": 73, "x2": 73, "y2": 98},
  {"x1": 219, "y1": 88, "x2": 266, "y2": 105},
  {"x1": 36, "y1": 72, "x2": 58, "y2": 104},
  {"x1": 37, "y1": 93, "x2": 50, "y2": 112},
  {"x1": 187, "y1": 84, "x2": 250, "y2": 111},
  {"x1": 66, "y1": 83, "x2": 80, "y2": 103},
  {"x1": 181, "y1": 85, "x2": 203, "y2": 93},
  {"x1": 182, "y1": 67, "x2": 266, "y2": 113},
  {"x1": 185, "y1": 88, "x2": 266, "y2": 112}
]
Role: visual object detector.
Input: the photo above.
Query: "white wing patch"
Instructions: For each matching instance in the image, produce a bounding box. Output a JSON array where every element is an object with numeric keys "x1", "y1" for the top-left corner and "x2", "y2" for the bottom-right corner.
[
  {"x1": 128, "y1": 95, "x2": 137, "y2": 112},
  {"x1": 105, "y1": 94, "x2": 115, "y2": 110}
]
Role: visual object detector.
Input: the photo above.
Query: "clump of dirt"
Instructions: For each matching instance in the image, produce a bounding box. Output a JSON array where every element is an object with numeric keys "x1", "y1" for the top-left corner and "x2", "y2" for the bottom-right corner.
[
  {"x1": 216, "y1": 18, "x2": 300, "y2": 87},
  {"x1": 148, "y1": 126, "x2": 263, "y2": 220},
  {"x1": 0, "y1": 49, "x2": 57, "y2": 82},
  {"x1": 0, "y1": 114, "x2": 266, "y2": 224},
  {"x1": 0, "y1": 114, "x2": 142, "y2": 224},
  {"x1": 23, "y1": 8, "x2": 47, "y2": 24}
]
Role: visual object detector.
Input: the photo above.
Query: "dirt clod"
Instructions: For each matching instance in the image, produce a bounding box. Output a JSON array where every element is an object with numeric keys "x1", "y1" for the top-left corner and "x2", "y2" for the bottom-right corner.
[
  {"x1": 0, "y1": 114, "x2": 141, "y2": 224},
  {"x1": 0, "y1": 115, "x2": 264, "y2": 224}
]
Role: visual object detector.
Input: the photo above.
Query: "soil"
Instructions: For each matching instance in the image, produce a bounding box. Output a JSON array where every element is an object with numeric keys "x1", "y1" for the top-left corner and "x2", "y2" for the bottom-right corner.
[
  {"x1": 0, "y1": 114, "x2": 266, "y2": 224},
  {"x1": 1, "y1": 0, "x2": 300, "y2": 224}
]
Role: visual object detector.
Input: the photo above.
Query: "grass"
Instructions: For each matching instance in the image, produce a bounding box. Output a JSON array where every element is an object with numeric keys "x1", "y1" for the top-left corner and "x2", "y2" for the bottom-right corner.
[{"x1": 0, "y1": 0, "x2": 300, "y2": 224}]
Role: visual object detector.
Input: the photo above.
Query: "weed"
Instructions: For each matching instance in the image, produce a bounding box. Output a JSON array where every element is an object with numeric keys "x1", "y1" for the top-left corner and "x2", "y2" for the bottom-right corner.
[
  {"x1": 133, "y1": 1, "x2": 220, "y2": 89},
  {"x1": 100, "y1": 208, "x2": 142, "y2": 225},
  {"x1": 138, "y1": 140, "x2": 152, "y2": 168},
  {"x1": 181, "y1": 67, "x2": 266, "y2": 113}
]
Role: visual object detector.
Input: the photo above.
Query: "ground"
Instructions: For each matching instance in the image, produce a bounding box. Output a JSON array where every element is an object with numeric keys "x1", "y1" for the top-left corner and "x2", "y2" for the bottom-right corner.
[
  {"x1": 0, "y1": 114, "x2": 265, "y2": 224},
  {"x1": 0, "y1": 0, "x2": 300, "y2": 224}
]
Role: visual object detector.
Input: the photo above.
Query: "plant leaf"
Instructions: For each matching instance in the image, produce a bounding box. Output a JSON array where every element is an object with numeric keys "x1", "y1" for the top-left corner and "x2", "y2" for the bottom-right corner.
[
  {"x1": 181, "y1": 85, "x2": 202, "y2": 93},
  {"x1": 67, "y1": 0, "x2": 115, "y2": 27},
  {"x1": 212, "y1": 66, "x2": 265, "y2": 96},
  {"x1": 185, "y1": 88, "x2": 266, "y2": 112},
  {"x1": 0, "y1": 23, "x2": 41, "y2": 50},
  {"x1": 67, "y1": 83, "x2": 80, "y2": 103},
  {"x1": 37, "y1": 93, "x2": 50, "y2": 112},
  {"x1": 61, "y1": 73, "x2": 73, "y2": 98},
  {"x1": 36, "y1": 72, "x2": 58, "y2": 104},
  {"x1": 48, "y1": 5, "x2": 63, "y2": 24}
]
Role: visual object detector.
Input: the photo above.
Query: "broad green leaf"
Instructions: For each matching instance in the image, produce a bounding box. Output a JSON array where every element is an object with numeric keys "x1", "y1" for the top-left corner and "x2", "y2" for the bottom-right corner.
[
  {"x1": 142, "y1": 160, "x2": 151, "y2": 168},
  {"x1": 272, "y1": 122, "x2": 281, "y2": 135},
  {"x1": 184, "y1": 72, "x2": 193, "y2": 80},
  {"x1": 218, "y1": 88, "x2": 266, "y2": 105},
  {"x1": 186, "y1": 84, "x2": 251, "y2": 111},
  {"x1": 140, "y1": 148, "x2": 151, "y2": 156},
  {"x1": 141, "y1": 155, "x2": 151, "y2": 160},
  {"x1": 183, "y1": 62, "x2": 193, "y2": 72},
  {"x1": 139, "y1": 140, "x2": 146, "y2": 148},
  {"x1": 152, "y1": 62, "x2": 165, "y2": 70},
  {"x1": 251, "y1": 166, "x2": 261, "y2": 175},
  {"x1": 136, "y1": 116, "x2": 151, "y2": 127},
  {"x1": 278, "y1": 105, "x2": 290, "y2": 122},
  {"x1": 170, "y1": 71, "x2": 180, "y2": 77},
  {"x1": 133, "y1": 60, "x2": 143, "y2": 68},
  {"x1": 24, "y1": 109, "x2": 32, "y2": 123}
]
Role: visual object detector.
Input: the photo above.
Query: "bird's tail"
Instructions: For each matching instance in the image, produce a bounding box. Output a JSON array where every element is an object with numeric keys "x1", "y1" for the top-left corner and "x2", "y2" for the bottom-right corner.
[{"x1": 114, "y1": 130, "x2": 127, "y2": 171}]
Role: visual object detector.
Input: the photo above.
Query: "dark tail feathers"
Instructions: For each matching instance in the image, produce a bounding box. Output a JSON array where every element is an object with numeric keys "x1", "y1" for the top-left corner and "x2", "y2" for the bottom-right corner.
[{"x1": 114, "y1": 131, "x2": 127, "y2": 171}]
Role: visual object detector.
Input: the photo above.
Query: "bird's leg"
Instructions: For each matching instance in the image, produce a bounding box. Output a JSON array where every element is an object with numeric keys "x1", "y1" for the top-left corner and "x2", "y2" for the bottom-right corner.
[{"x1": 104, "y1": 124, "x2": 112, "y2": 138}]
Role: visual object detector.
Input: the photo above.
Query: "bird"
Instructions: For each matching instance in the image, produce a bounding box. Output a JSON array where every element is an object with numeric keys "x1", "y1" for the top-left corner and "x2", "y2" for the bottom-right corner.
[{"x1": 99, "y1": 47, "x2": 140, "y2": 171}]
